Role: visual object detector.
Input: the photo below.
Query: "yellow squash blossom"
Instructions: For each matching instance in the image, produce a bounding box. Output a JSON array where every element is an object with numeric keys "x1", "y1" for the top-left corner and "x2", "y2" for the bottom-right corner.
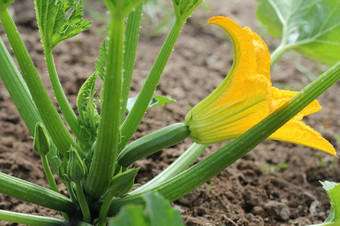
[{"x1": 185, "y1": 16, "x2": 336, "y2": 155}]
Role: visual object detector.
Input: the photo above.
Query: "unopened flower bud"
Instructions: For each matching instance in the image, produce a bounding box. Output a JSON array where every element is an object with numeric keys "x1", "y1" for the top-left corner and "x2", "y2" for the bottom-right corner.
[
  {"x1": 67, "y1": 147, "x2": 87, "y2": 182},
  {"x1": 57, "y1": 157, "x2": 68, "y2": 181},
  {"x1": 33, "y1": 122, "x2": 52, "y2": 156}
]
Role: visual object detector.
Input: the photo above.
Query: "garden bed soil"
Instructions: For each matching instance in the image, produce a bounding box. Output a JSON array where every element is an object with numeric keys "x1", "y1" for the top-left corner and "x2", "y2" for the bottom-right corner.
[{"x1": 1, "y1": 0, "x2": 340, "y2": 225}]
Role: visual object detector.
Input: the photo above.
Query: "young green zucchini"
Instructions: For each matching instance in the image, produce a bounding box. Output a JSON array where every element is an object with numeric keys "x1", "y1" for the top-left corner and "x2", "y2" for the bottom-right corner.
[{"x1": 118, "y1": 123, "x2": 190, "y2": 167}]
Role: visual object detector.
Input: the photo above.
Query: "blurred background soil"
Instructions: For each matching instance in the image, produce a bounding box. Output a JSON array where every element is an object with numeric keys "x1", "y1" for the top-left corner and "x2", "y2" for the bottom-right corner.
[{"x1": 1, "y1": 0, "x2": 340, "y2": 225}]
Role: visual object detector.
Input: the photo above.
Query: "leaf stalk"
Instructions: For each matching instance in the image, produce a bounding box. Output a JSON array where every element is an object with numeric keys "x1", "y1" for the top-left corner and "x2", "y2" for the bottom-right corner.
[
  {"x1": 0, "y1": 9, "x2": 78, "y2": 154},
  {"x1": 85, "y1": 16, "x2": 124, "y2": 199},
  {"x1": 119, "y1": 20, "x2": 184, "y2": 150},
  {"x1": 45, "y1": 50, "x2": 80, "y2": 139}
]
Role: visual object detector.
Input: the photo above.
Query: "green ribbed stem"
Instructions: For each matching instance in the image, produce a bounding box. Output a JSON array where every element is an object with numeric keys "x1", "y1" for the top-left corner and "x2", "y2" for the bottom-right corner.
[
  {"x1": 0, "y1": 172, "x2": 74, "y2": 212},
  {"x1": 118, "y1": 123, "x2": 190, "y2": 167},
  {"x1": 131, "y1": 143, "x2": 206, "y2": 194},
  {"x1": 0, "y1": 9, "x2": 78, "y2": 154},
  {"x1": 97, "y1": 193, "x2": 114, "y2": 226},
  {"x1": 121, "y1": 3, "x2": 143, "y2": 121},
  {"x1": 41, "y1": 155, "x2": 69, "y2": 219},
  {"x1": 45, "y1": 50, "x2": 80, "y2": 139},
  {"x1": 74, "y1": 182, "x2": 91, "y2": 223},
  {"x1": 41, "y1": 155, "x2": 59, "y2": 193},
  {"x1": 270, "y1": 43, "x2": 290, "y2": 68},
  {"x1": 0, "y1": 209, "x2": 66, "y2": 226},
  {"x1": 85, "y1": 17, "x2": 124, "y2": 199},
  {"x1": 0, "y1": 37, "x2": 65, "y2": 176},
  {"x1": 0, "y1": 38, "x2": 39, "y2": 134},
  {"x1": 108, "y1": 62, "x2": 340, "y2": 215},
  {"x1": 65, "y1": 181, "x2": 77, "y2": 203},
  {"x1": 119, "y1": 20, "x2": 184, "y2": 150}
]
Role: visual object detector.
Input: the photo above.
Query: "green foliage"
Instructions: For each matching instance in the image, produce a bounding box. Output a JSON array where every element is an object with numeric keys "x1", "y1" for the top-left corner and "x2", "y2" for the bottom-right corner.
[
  {"x1": 2, "y1": 0, "x2": 340, "y2": 224},
  {"x1": 317, "y1": 181, "x2": 340, "y2": 225},
  {"x1": 257, "y1": 0, "x2": 340, "y2": 65},
  {"x1": 108, "y1": 192, "x2": 184, "y2": 226},
  {"x1": 172, "y1": 0, "x2": 203, "y2": 20},
  {"x1": 126, "y1": 95, "x2": 176, "y2": 113},
  {"x1": 96, "y1": 40, "x2": 109, "y2": 81},
  {"x1": 172, "y1": 0, "x2": 204, "y2": 22},
  {"x1": 96, "y1": 38, "x2": 175, "y2": 117},
  {"x1": 144, "y1": 192, "x2": 184, "y2": 226},
  {"x1": 109, "y1": 168, "x2": 139, "y2": 197},
  {"x1": 0, "y1": 0, "x2": 13, "y2": 11},
  {"x1": 76, "y1": 73, "x2": 99, "y2": 152},
  {"x1": 108, "y1": 205, "x2": 149, "y2": 226},
  {"x1": 35, "y1": 0, "x2": 91, "y2": 51}
]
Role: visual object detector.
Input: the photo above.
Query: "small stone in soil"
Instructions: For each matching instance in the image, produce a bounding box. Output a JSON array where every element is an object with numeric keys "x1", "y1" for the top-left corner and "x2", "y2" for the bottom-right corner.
[{"x1": 264, "y1": 201, "x2": 290, "y2": 221}]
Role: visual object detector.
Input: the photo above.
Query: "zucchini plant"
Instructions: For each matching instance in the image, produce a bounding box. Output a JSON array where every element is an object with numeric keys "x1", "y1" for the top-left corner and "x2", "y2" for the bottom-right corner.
[{"x1": 0, "y1": 0, "x2": 339, "y2": 225}]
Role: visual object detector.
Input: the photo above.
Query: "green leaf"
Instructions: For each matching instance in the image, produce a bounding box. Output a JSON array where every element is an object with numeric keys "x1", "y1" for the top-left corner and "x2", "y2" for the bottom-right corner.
[
  {"x1": 76, "y1": 73, "x2": 98, "y2": 122},
  {"x1": 257, "y1": 0, "x2": 340, "y2": 65},
  {"x1": 143, "y1": 192, "x2": 184, "y2": 226},
  {"x1": 76, "y1": 73, "x2": 99, "y2": 152},
  {"x1": 96, "y1": 40, "x2": 109, "y2": 80},
  {"x1": 172, "y1": 0, "x2": 204, "y2": 22},
  {"x1": 321, "y1": 181, "x2": 340, "y2": 224},
  {"x1": 108, "y1": 205, "x2": 149, "y2": 226},
  {"x1": 126, "y1": 95, "x2": 176, "y2": 113},
  {"x1": 109, "y1": 168, "x2": 139, "y2": 197},
  {"x1": 108, "y1": 192, "x2": 184, "y2": 226},
  {"x1": 35, "y1": 0, "x2": 91, "y2": 51}
]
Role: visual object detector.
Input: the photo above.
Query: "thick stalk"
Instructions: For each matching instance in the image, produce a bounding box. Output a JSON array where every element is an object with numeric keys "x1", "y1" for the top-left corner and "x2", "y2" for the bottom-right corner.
[
  {"x1": 0, "y1": 38, "x2": 66, "y2": 174},
  {"x1": 85, "y1": 17, "x2": 124, "y2": 199},
  {"x1": 131, "y1": 143, "x2": 206, "y2": 193},
  {"x1": 0, "y1": 38, "x2": 39, "y2": 134},
  {"x1": 0, "y1": 209, "x2": 66, "y2": 226},
  {"x1": 0, "y1": 172, "x2": 74, "y2": 213},
  {"x1": 74, "y1": 182, "x2": 91, "y2": 223},
  {"x1": 45, "y1": 50, "x2": 80, "y2": 139},
  {"x1": 117, "y1": 123, "x2": 190, "y2": 167},
  {"x1": 108, "y1": 62, "x2": 340, "y2": 215},
  {"x1": 0, "y1": 9, "x2": 78, "y2": 154},
  {"x1": 119, "y1": 20, "x2": 184, "y2": 150},
  {"x1": 121, "y1": 3, "x2": 143, "y2": 121}
]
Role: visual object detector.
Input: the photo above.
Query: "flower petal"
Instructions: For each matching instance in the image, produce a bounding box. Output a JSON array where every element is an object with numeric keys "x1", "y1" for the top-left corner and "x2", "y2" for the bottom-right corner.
[
  {"x1": 245, "y1": 27, "x2": 271, "y2": 80},
  {"x1": 207, "y1": 16, "x2": 257, "y2": 91},
  {"x1": 187, "y1": 74, "x2": 271, "y2": 144},
  {"x1": 269, "y1": 120, "x2": 336, "y2": 155},
  {"x1": 186, "y1": 16, "x2": 336, "y2": 156},
  {"x1": 191, "y1": 17, "x2": 272, "y2": 118},
  {"x1": 271, "y1": 87, "x2": 322, "y2": 120}
]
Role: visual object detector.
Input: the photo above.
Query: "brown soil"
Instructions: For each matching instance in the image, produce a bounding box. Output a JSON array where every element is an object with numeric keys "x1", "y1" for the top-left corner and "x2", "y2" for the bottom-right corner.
[{"x1": 1, "y1": 0, "x2": 340, "y2": 225}]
